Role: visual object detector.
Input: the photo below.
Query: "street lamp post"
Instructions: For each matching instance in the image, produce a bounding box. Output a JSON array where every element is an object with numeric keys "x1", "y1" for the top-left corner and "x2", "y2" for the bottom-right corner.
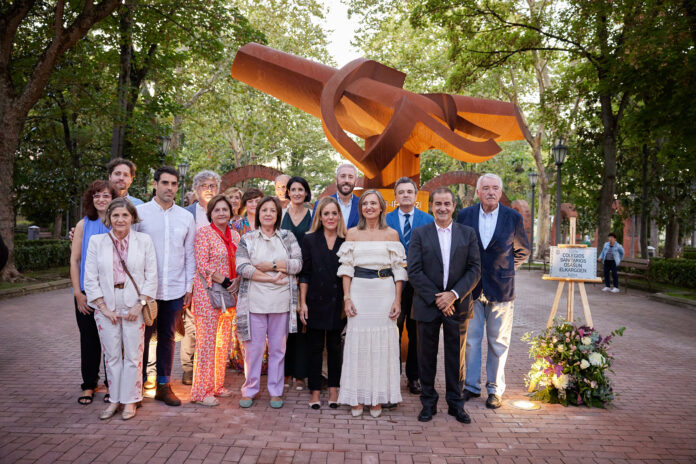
[
  {"x1": 178, "y1": 162, "x2": 190, "y2": 207},
  {"x1": 552, "y1": 138, "x2": 568, "y2": 245},
  {"x1": 528, "y1": 170, "x2": 538, "y2": 269},
  {"x1": 628, "y1": 193, "x2": 636, "y2": 258},
  {"x1": 158, "y1": 135, "x2": 171, "y2": 166}
]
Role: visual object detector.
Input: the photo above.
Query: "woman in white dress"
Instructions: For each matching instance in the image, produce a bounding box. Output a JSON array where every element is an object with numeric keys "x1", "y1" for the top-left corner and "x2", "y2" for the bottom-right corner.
[{"x1": 337, "y1": 189, "x2": 407, "y2": 418}]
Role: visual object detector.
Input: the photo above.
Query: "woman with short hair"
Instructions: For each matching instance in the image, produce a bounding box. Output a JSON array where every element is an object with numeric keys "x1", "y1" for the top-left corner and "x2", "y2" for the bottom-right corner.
[
  {"x1": 84, "y1": 198, "x2": 158, "y2": 420},
  {"x1": 70, "y1": 180, "x2": 119, "y2": 405},
  {"x1": 232, "y1": 187, "x2": 264, "y2": 235},
  {"x1": 190, "y1": 195, "x2": 241, "y2": 406},
  {"x1": 236, "y1": 197, "x2": 302, "y2": 409}
]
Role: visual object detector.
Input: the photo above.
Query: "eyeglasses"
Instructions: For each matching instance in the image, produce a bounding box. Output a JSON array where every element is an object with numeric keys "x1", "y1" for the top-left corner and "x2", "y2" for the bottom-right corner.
[
  {"x1": 93, "y1": 194, "x2": 113, "y2": 200},
  {"x1": 199, "y1": 184, "x2": 217, "y2": 192}
]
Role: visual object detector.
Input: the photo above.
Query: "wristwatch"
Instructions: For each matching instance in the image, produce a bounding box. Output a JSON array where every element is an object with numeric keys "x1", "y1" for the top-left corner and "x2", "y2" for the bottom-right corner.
[
  {"x1": 140, "y1": 298, "x2": 147, "y2": 307},
  {"x1": 272, "y1": 260, "x2": 278, "y2": 271}
]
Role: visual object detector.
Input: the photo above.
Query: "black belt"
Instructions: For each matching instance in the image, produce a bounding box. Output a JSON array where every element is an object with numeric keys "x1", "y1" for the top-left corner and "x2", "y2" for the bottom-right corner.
[{"x1": 354, "y1": 266, "x2": 393, "y2": 279}]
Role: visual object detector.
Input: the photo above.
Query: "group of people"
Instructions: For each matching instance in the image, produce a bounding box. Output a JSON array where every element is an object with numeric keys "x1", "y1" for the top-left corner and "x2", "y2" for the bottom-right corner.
[{"x1": 70, "y1": 157, "x2": 530, "y2": 424}]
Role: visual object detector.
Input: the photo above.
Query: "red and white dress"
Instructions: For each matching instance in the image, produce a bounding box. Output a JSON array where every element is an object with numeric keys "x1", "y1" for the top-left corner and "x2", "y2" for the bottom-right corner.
[{"x1": 190, "y1": 224, "x2": 240, "y2": 402}]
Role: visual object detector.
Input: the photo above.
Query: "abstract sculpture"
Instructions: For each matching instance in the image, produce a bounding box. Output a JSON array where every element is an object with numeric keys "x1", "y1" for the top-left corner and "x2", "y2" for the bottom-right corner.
[{"x1": 231, "y1": 43, "x2": 528, "y2": 187}]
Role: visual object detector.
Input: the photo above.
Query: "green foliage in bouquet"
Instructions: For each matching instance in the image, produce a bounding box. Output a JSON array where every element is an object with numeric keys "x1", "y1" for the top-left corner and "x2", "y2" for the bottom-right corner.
[{"x1": 522, "y1": 322, "x2": 625, "y2": 407}]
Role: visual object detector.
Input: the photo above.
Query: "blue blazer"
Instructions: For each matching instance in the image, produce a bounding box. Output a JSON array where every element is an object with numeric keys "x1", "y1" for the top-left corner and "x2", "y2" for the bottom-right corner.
[
  {"x1": 313, "y1": 193, "x2": 360, "y2": 229},
  {"x1": 456, "y1": 203, "x2": 530, "y2": 303},
  {"x1": 185, "y1": 202, "x2": 198, "y2": 219},
  {"x1": 385, "y1": 208, "x2": 434, "y2": 256}
]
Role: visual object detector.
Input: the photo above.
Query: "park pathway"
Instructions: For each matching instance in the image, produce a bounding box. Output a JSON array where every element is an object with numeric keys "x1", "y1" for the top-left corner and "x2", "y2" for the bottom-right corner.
[{"x1": 1, "y1": 270, "x2": 695, "y2": 463}]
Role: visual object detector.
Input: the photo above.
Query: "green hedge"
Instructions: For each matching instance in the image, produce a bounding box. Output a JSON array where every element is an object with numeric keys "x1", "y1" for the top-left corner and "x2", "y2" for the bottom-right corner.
[
  {"x1": 649, "y1": 258, "x2": 696, "y2": 289},
  {"x1": 682, "y1": 251, "x2": 696, "y2": 260},
  {"x1": 15, "y1": 240, "x2": 71, "y2": 272}
]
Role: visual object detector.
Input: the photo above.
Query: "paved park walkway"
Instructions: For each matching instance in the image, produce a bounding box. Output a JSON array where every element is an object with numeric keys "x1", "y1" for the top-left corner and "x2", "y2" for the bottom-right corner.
[{"x1": 1, "y1": 270, "x2": 695, "y2": 464}]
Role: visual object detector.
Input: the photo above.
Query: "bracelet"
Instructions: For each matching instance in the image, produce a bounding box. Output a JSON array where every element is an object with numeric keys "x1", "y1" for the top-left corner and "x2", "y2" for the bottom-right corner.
[{"x1": 343, "y1": 295, "x2": 351, "y2": 301}]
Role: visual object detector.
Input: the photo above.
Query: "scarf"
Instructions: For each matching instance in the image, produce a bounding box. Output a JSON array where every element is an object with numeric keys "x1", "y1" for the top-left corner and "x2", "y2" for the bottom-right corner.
[{"x1": 212, "y1": 223, "x2": 237, "y2": 279}]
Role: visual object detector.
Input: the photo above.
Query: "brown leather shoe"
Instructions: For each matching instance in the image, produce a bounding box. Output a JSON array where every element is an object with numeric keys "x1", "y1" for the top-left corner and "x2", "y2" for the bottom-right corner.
[
  {"x1": 182, "y1": 371, "x2": 193, "y2": 386},
  {"x1": 155, "y1": 383, "x2": 181, "y2": 406},
  {"x1": 486, "y1": 394, "x2": 502, "y2": 409}
]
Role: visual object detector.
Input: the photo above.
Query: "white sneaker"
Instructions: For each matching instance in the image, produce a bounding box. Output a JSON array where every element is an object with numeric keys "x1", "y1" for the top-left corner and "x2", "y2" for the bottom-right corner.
[
  {"x1": 602, "y1": 287, "x2": 611, "y2": 292},
  {"x1": 611, "y1": 288, "x2": 620, "y2": 293}
]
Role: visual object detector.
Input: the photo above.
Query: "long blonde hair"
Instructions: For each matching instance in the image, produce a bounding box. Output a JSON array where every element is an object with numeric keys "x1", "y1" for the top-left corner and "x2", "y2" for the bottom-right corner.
[
  {"x1": 357, "y1": 189, "x2": 388, "y2": 230},
  {"x1": 309, "y1": 197, "x2": 347, "y2": 238}
]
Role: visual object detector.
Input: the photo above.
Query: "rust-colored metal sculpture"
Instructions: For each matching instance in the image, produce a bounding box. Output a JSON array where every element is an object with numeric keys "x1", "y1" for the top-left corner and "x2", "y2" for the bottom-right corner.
[{"x1": 231, "y1": 43, "x2": 529, "y2": 187}]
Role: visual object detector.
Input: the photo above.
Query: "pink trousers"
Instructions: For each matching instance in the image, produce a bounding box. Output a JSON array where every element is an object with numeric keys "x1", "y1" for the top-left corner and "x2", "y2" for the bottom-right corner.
[{"x1": 241, "y1": 312, "x2": 288, "y2": 398}]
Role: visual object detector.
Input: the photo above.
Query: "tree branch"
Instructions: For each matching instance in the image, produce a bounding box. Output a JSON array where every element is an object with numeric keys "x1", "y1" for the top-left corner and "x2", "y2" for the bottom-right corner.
[{"x1": 54, "y1": 0, "x2": 65, "y2": 38}]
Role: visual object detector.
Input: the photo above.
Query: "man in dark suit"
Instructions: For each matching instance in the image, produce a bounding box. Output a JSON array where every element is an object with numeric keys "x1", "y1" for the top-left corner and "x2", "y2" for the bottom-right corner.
[
  {"x1": 408, "y1": 187, "x2": 481, "y2": 423},
  {"x1": 386, "y1": 177, "x2": 434, "y2": 395},
  {"x1": 314, "y1": 163, "x2": 360, "y2": 228},
  {"x1": 456, "y1": 173, "x2": 530, "y2": 409}
]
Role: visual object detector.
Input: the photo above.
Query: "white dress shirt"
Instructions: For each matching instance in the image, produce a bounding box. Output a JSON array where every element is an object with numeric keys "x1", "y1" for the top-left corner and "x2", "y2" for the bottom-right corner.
[
  {"x1": 479, "y1": 204, "x2": 499, "y2": 249},
  {"x1": 337, "y1": 195, "x2": 352, "y2": 223},
  {"x1": 134, "y1": 200, "x2": 196, "y2": 300},
  {"x1": 437, "y1": 221, "x2": 453, "y2": 289},
  {"x1": 195, "y1": 202, "x2": 210, "y2": 230},
  {"x1": 398, "y1": 207, "x2": 414, "y2": 232}
]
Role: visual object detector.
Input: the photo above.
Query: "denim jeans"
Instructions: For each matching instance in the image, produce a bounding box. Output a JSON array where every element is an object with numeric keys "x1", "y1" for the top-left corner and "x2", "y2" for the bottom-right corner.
[
  {"x1": 464, "y1": 297, "x2": 515, "y2": 396},
  {"x1": 142, "y1": 297, "x2": 184, "y2": 384}
]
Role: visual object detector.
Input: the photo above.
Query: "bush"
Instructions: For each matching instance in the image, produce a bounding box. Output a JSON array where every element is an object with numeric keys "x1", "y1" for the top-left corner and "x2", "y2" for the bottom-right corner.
[
  {"x1": 649, "y1": 258, "x2": 696, "y2": 289},
  {"x1": 15, "y1": 240, "x2": 71, "y2": 272}
]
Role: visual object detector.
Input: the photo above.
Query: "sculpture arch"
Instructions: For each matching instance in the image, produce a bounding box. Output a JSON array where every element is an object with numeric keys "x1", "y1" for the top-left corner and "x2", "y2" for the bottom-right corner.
[{"x1": 220, "y1": 164, "x2": 284, "y2": 192}]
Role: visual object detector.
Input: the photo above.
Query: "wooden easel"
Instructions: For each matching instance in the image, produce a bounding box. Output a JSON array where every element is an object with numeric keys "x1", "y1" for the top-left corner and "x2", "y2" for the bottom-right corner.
[{"x1": 542, "y1": 217, "x2": 602, "y2": 328}]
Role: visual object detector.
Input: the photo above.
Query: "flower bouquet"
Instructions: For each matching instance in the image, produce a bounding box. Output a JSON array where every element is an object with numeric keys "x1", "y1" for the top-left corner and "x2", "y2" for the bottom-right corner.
[{"x1": 522, "y1": 322, "x2": 625, "y2": 407}]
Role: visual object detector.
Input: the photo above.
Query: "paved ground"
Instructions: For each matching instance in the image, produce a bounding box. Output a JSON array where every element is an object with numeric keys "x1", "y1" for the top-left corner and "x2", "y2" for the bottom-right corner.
[{"x1": 1, "y1": 270, "x2": 695, "y2": 464}]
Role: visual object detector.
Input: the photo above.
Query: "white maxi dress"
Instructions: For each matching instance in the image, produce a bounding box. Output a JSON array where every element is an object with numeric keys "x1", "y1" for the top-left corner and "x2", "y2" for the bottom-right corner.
[{"x1": 337, "y1": 241, "x2": 406, "y2": 406}]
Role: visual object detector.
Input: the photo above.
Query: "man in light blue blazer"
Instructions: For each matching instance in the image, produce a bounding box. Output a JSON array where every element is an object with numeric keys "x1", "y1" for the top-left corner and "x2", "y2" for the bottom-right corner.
[
  {"x1": 386, "y1": 177, "x2": 434, "y2": 395},
  {"x1": 314, "y1": 163, "x2": 360, "y2": 228},
  {"x1": 456, "y1": 173, "x2": 529, "y2": 409}
]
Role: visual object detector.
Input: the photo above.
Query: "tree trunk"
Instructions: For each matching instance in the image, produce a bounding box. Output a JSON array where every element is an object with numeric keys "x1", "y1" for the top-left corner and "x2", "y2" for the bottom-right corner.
[
  {"x1": 596, "y1": 94, "x2": 618, "y2": 247},
  {"x1": 0, "y1": 116, "x2": 23, "y2": 281},
  {"x1": 111, "y1": 0, "x2": 134, "y2": 159},
  {"x1": 52, "y1": 213, "x2": 63, "y2": 239},
  {"x1": 640, "y1": 144, "x2": 649, "y2": 258},
  {"x1": 664, "y1": 214, "x2": 679, "y2": 258}
]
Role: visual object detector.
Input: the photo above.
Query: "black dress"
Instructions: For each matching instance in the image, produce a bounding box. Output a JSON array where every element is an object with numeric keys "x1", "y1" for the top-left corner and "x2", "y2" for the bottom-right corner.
[{"x1": 281, "y1": 209, "x2": 313, "y2": 381}]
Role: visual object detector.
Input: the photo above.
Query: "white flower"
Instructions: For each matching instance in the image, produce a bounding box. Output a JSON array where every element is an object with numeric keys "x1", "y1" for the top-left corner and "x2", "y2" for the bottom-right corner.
[
  {"x1": 581, "y1": 336, "x2": 592, "y2": 345},
  {"x1": 552, "y1": 374, "x2": 570, "y2": 390},
  {"x1": 580, "y1": 359, "x2": 590, "y2": 369},
  {"x1": 557, "y1": 344, "x2": 565, "y2": 352},
  {"x1": 589, "y1": 352, "x2": 605, "y2": 366}
]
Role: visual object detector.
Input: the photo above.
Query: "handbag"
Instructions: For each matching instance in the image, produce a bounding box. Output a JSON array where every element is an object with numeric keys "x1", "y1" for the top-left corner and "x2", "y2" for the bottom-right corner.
[
  {"x1": 199, "y1": 273, "x2": 237, "y2": 310},
  {"x1": 108, "y1": 233, "x2": 158, "y2": 326}
]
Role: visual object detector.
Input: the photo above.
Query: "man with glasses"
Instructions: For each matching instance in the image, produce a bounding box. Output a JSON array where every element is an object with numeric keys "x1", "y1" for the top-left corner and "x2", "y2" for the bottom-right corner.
[{"x1": 181, "y1": 170, "x2": 221, "y2": 385}]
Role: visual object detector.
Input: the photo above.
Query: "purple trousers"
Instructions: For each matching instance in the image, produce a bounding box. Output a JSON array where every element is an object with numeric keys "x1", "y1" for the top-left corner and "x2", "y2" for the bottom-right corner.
[{"x1": 241, "y1": 312, "x2": 289, "y2": 398}]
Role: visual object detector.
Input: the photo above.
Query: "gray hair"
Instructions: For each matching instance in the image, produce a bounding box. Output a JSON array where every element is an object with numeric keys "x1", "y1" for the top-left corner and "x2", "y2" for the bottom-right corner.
[
  {"x1": 393, "y1": 176, "x2": 418, "y2": 193},
  {"x1": 192, "y1": 170, "x2": 221, "y2": 190},
  {"x1": 476, "y1": 173, "x2": 503, "y2": 195},
  {"x1": 336, "y1": 163, "x2": 358, "y2": 177}
]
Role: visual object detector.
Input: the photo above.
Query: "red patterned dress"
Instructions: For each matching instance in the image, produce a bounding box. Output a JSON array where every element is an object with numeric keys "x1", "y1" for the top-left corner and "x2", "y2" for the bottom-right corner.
[{"x1": 191, "y1": 225, "x2": 240, "y2": 402}]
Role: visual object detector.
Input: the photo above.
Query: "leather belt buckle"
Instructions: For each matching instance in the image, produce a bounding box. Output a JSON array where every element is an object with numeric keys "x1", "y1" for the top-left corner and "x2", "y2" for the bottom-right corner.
[
  {"x1": 114, "y1": 283, "x2": 125, "y2": 289},
  {"x1": 377, "y1": 267, "x2": 389, "y2": 280}
]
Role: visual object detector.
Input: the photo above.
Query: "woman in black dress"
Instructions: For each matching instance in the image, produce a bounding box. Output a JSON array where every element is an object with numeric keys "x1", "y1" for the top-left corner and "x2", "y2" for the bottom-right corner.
[
  {"x1": 298, "y1": 197, "x2": 347, "y2": 409},
  {"x1": 281, "y1": 176, "x2": 313, "y2": 390}
]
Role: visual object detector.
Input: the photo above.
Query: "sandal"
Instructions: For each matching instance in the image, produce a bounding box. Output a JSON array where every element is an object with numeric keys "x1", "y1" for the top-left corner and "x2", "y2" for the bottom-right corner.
[
  {"x1": 77, "y1": 390, "x2": 94, "y2": 405},
  {"x1": 103, "y1": 393, "x2": 110, "y2": 403}
]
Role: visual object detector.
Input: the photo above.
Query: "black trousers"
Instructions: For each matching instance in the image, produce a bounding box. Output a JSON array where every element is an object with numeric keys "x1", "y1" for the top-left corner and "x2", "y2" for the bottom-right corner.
[
  {"x1": 142, "y1": 297, "x2": 183, "y2": 384},
  {"x1": 74, "y1": 295, "x2": 107, "y2": 391},
  {"x1": 307, "y1": 327, "x2": 342, "y2": 391},
  {"x1": 397, "y1": 282, "x2": 419, "y2": 381},
  {"x1": 417, "y1": 315, "x2": 469, "y2": 410},
  {"x1": 604, "y1": 260, "x2": 619, "y2": 288},
  {"x1": 285, "y1": 321, "x2": 309, "y2": 379}
]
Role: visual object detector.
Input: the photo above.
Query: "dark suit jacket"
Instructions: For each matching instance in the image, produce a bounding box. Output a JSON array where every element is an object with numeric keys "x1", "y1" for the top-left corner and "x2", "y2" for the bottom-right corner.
[
  {"x1": 385, "y1": 208, "x2": 434, "y2": 257},
  {"x1": 408, "y1": 222, "x2": 481, "y2": 322},
  {"x1": 456, "y1": 203, "x2": 530, "y2": 302},
  {"x1": 313, "y1": 193, "x2": 360, "y2": 229}
]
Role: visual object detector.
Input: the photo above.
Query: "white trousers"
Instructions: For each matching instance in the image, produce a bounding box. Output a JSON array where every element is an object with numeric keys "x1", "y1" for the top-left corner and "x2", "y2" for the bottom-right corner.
[{"x1": 95, "y1": 288, "x2": 145, "y2": 404}]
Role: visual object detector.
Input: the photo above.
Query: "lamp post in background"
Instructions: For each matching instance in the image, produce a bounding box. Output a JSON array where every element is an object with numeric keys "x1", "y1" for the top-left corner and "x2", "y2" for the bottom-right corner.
[
  {"x1": 158, "y1": 135, "x2": 171, "y2": 166},
  {"x1": 528, "y1": 170, "x2": 538, "y2": 269},
  {"x1": 178, "y1": 162, "x2": 190, "y2": 207},
  {"x1": 552, "y1": 138, "x2": 568, "y2": 245}
]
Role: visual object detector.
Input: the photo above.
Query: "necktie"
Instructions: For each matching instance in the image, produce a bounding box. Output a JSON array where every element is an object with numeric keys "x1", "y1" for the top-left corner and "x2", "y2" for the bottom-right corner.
[{"x1": 403, "y1": 213, "x2": 411, "y2": 249}]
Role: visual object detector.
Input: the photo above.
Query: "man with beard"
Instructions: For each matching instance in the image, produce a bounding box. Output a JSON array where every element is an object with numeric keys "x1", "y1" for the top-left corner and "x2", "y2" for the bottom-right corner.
[
  {"x1": 135, "y1": 166, "x2": 196, "y2": 406},
  {"x1": 180, "y1": 170, "x2": 222, "y2": 385},
  {"x1": 316, "y1": 164, "x2": 360, "y2": 228},
  {"x1": 456, "y1": 173, "x2": 529, "y2": 409},
  {"x1": 107, "y1": 158, "x2": 144, "y2": 205}
]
